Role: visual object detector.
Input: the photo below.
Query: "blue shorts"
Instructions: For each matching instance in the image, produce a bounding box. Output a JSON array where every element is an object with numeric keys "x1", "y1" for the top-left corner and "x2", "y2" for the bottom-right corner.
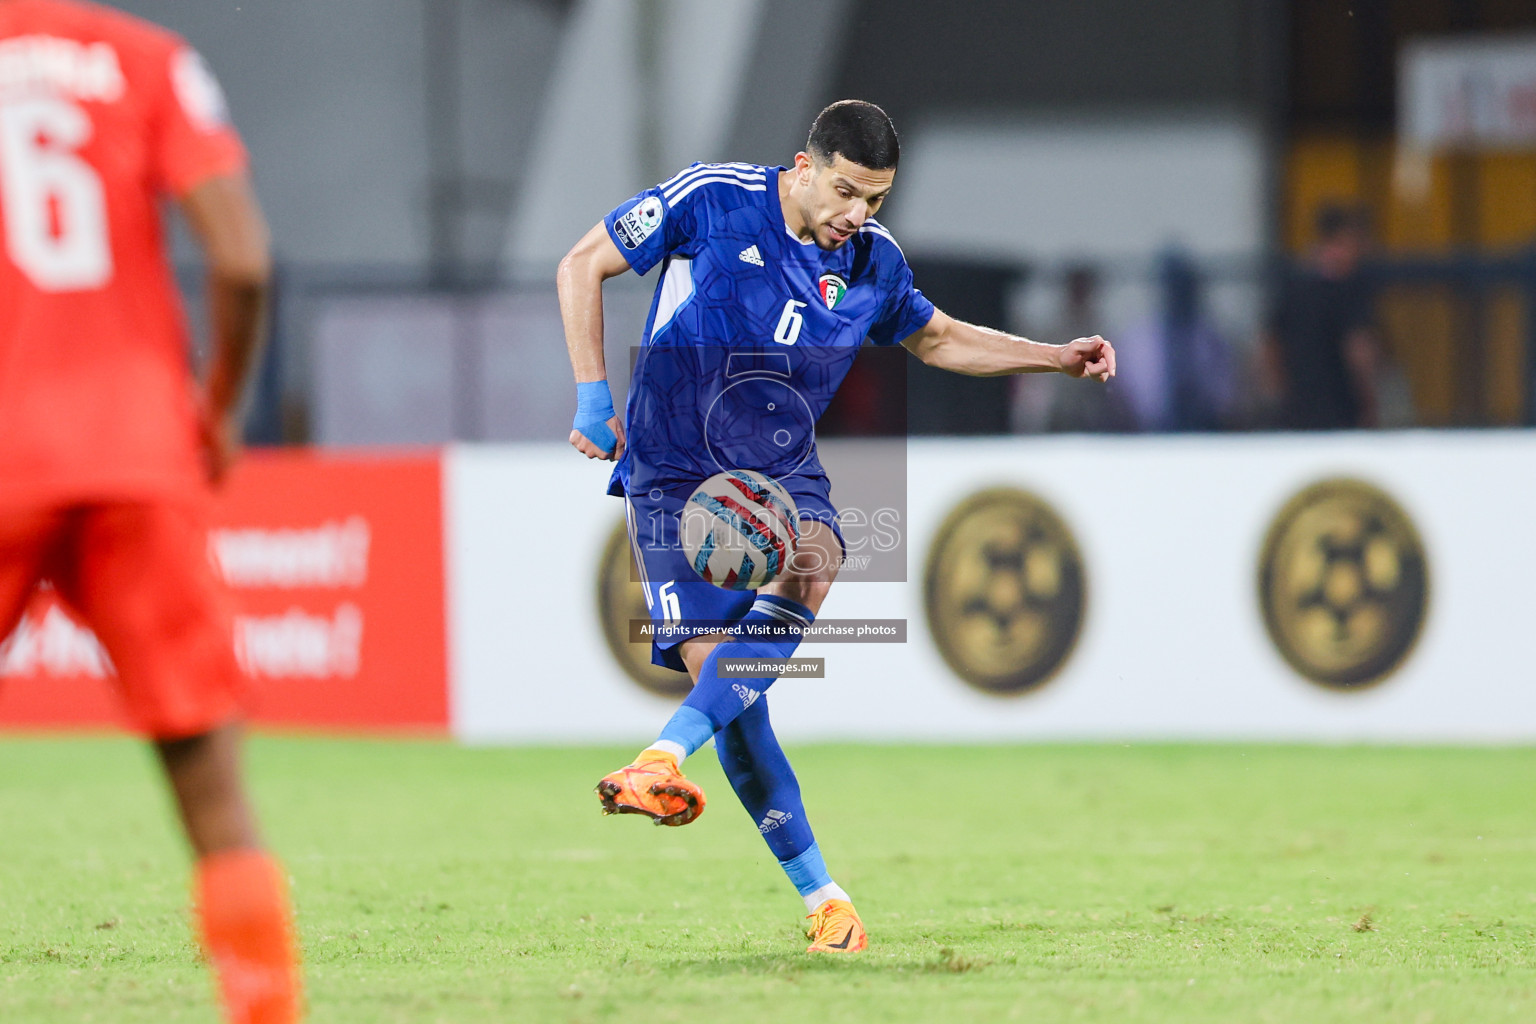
[{"x1": 623, "y1": 474, "x2": 843, "y2": 672}]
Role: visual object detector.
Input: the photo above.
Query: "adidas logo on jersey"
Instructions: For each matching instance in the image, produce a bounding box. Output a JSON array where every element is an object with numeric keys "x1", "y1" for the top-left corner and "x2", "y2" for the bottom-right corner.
[{"x1": 738, "y1": 245, "x2": 765, "y2": 267}]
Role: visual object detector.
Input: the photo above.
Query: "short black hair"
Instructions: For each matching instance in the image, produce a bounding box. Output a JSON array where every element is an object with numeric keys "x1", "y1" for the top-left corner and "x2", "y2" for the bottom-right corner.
[{"x1": 806, "y1": 100, "x2": 899, "y2": 170}]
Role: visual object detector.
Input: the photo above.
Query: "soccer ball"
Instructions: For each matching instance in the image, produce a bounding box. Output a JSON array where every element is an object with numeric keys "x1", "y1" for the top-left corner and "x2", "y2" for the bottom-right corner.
[{"x1": 680, "y1": 470, "x2": 799, "y2": 589}]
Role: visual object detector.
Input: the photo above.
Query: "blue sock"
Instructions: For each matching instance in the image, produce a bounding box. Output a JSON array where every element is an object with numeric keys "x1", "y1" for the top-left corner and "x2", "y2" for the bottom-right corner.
[
  {"x1": 655, "y1": 706, "x2": 713, "y2": 756},
  {"x1": 714, "y1": 697, "x2": 817, "y2": 863},
  {"x1": 780, "y1": 843, "x2": 835, "y2": 898},
  {"x1": 653, "y1": 594, "x2": 814, "y2": 758},
  {"x1": 716, "y1": 696, "x2": 842, "y2": 904}
]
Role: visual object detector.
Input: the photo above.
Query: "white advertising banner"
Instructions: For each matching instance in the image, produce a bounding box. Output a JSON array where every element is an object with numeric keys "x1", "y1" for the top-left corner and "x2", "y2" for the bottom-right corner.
[
  {"x1": 447, "y1": 433, "x2": 1536, "y2": 744},
  {"x1": 1401, "y1": 34, "x2": 1536, "y2": 149}
]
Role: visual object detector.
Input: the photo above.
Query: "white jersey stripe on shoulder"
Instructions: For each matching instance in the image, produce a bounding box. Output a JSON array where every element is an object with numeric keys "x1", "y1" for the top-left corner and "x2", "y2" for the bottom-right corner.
[
  {"x1": 859, "y1": 221, "x2": 904, "y2": 255},
  {"x1": 663, "y1": 165, "x2": 765, "y2": 200},
  {"x1": 659, "y1": 161, "x2": 764, "y2": 192},
  {"x1": 663, "y1": 167, "x2": 765, "y2": 201},
  {"x1": 661, "y1": 162, "x2": 763, "y2": 183},
  {"x1": 668, "y1": 175, "x2": 768, "y2": 205},
  {"x1": 659, "y1": 165, "x2": 698, "y2": 192},
  {"x1": 659, "y1": 164, "x2": 711, "y2": 192}
]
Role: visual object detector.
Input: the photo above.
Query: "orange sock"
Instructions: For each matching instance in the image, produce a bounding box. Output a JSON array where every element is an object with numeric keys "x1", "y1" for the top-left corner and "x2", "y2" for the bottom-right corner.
[{"x1": 194, "y1": 849, "x2": 303, "y2": 1024}]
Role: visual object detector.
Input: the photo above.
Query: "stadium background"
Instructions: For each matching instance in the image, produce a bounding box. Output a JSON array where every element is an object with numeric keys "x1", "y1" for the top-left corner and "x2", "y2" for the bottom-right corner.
[
  {"x1": 5, "y1": 0, "x2": 1536, "y2": 741},
  {"x1": 10, "y1": 4, "x2": 1536, "y2": 1023}
]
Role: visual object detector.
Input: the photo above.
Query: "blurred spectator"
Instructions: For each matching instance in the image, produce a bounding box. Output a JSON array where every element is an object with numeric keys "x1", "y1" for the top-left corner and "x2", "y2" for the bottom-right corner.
[
  {"x1": 1010, "y1": 264, "x2": 1135, "y2": 433},
  {"x1": 1263, "y1": 204, "x2": 1382, "y2": 430},
  {"x1": 1116, "y1": 248, "x2": 1237, "y2": 431}
]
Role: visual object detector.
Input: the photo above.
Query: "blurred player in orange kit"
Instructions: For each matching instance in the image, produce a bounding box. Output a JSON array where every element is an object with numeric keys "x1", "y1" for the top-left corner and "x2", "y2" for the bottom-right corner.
[{"x1": 0, "y1": 1, "x2": 301, "y2": 1021}]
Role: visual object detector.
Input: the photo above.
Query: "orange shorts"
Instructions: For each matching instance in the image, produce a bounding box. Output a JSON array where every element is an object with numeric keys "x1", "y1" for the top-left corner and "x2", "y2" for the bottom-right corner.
[{"x1": 0, "y1": 502, "x2": 246, "y2": 739}]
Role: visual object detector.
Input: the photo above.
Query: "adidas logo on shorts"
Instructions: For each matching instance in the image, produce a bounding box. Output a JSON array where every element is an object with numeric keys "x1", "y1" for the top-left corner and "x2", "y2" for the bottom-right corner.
[{"x1": 738, "y1": 245, "x2": 764, "y2": 267}]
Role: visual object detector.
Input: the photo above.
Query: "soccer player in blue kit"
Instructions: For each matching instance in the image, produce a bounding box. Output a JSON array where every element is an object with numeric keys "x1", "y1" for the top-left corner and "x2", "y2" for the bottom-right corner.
[{"x1": 557, "y1": 101, "x2": 1115, "y2": 953}]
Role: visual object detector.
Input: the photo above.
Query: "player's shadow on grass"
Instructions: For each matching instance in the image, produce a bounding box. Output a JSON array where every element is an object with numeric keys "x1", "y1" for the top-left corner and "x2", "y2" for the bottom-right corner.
[{"x1": 658, "y1": 947, "x2": 995, "y2": 976}]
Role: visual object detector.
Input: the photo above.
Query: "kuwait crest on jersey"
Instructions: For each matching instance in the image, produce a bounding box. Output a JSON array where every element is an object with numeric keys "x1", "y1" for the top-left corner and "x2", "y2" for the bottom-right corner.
[{"x1": 818, "y1": 273, "x2": 848, "y2": 310}]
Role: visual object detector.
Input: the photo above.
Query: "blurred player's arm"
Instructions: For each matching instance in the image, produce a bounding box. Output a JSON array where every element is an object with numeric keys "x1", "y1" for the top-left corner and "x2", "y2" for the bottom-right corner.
[
  {"x1": 902, "y1": 308, "x2": 1115, "y2": 382},
  {"x1": 178, "y1": 173, "x2": 271, "y2": 486},
  {"x1": 557, "y1": 222, "x2": 632, "y2": 461}
]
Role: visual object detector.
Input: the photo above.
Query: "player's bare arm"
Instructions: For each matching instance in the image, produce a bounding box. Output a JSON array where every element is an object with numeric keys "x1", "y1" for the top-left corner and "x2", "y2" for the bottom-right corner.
[
  {"x1": 901, "y1": 308, "x2": 1116, "y2": 382},
  {"x1": 179, "y1": 173, "x2": 271, "y2": 486},
  {"x1": 557, "y1": 222, "x2": 632, "y2": 461}
]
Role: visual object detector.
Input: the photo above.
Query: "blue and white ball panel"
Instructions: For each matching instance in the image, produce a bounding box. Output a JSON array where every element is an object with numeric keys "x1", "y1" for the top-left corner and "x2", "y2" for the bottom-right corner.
[
  {"x1": 625, "y1": 473, "x2": 842, "y2": 672},
  {"x1": 681, "y1": 469, "x2": 799, "y2": 590}
]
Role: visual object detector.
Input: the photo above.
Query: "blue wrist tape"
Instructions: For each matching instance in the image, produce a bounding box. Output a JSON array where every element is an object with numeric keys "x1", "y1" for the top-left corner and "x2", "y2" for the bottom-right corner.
[{"x1": 573, "y1": 380, "x2": 618, "y2": 454}]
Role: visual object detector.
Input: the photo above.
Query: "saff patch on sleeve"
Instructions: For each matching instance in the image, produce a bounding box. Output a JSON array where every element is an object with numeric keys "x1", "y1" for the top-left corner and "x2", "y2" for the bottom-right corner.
[{"x1": 614, "y1": 196, "x2": 665, "y2": 249}]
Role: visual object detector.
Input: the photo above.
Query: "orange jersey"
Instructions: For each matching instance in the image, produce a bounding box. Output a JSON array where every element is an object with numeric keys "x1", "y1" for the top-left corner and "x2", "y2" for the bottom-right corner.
[{"x1": 0, "y1": 0, "x2": 246, "y2": 506}]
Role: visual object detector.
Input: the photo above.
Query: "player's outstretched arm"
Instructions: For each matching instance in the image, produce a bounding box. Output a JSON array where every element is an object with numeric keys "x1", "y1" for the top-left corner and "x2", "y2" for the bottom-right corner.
[
  {"x1": 901, "y1": 309, "x2": 1116, "y2": 382},
  {"x1": 179, "y1": 173, "x2": 271, "y2": 486},
  {"x1": 557, "y1": 223, "x2": 633, "y2": 461}
]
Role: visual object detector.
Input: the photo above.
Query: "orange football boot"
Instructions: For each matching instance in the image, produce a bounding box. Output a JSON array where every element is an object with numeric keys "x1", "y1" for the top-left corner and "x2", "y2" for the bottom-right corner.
[
  {"x1": 805, "y1": 898, "x2": 868, "y2": 953},
  {"x1": 595, "y1": 749, "x2": 705, "y2": 826}
]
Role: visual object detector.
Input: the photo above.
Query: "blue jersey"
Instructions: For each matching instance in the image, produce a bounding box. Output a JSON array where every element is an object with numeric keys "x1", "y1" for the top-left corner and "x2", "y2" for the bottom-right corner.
[{"x1": 602, "y1": 162, "x2": 934, "y2": 497}]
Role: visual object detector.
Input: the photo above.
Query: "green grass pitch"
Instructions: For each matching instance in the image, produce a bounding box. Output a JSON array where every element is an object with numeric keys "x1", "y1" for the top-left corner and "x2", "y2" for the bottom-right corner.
[{"x1": 2, "y1": 737, "x2": 1535, "y2": 1022}]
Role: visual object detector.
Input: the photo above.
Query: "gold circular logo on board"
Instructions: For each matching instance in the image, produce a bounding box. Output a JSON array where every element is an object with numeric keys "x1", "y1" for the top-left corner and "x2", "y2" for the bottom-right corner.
[
  {"x1": 1259, "y1": 479, "x2": 1428, "y2": 690},
  {"x1": 924, "y1": 488, "x2": 1086, "y2": 696},
  {"x1": 596, "y1": 521, "x2": 692, "y2": 699}
]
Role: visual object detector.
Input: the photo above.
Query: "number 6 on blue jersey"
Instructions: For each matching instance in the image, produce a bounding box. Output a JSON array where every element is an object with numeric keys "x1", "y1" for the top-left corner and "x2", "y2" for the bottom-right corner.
[{"x1": 773, "y1": 299, "x2": 807, "y2": 346}]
